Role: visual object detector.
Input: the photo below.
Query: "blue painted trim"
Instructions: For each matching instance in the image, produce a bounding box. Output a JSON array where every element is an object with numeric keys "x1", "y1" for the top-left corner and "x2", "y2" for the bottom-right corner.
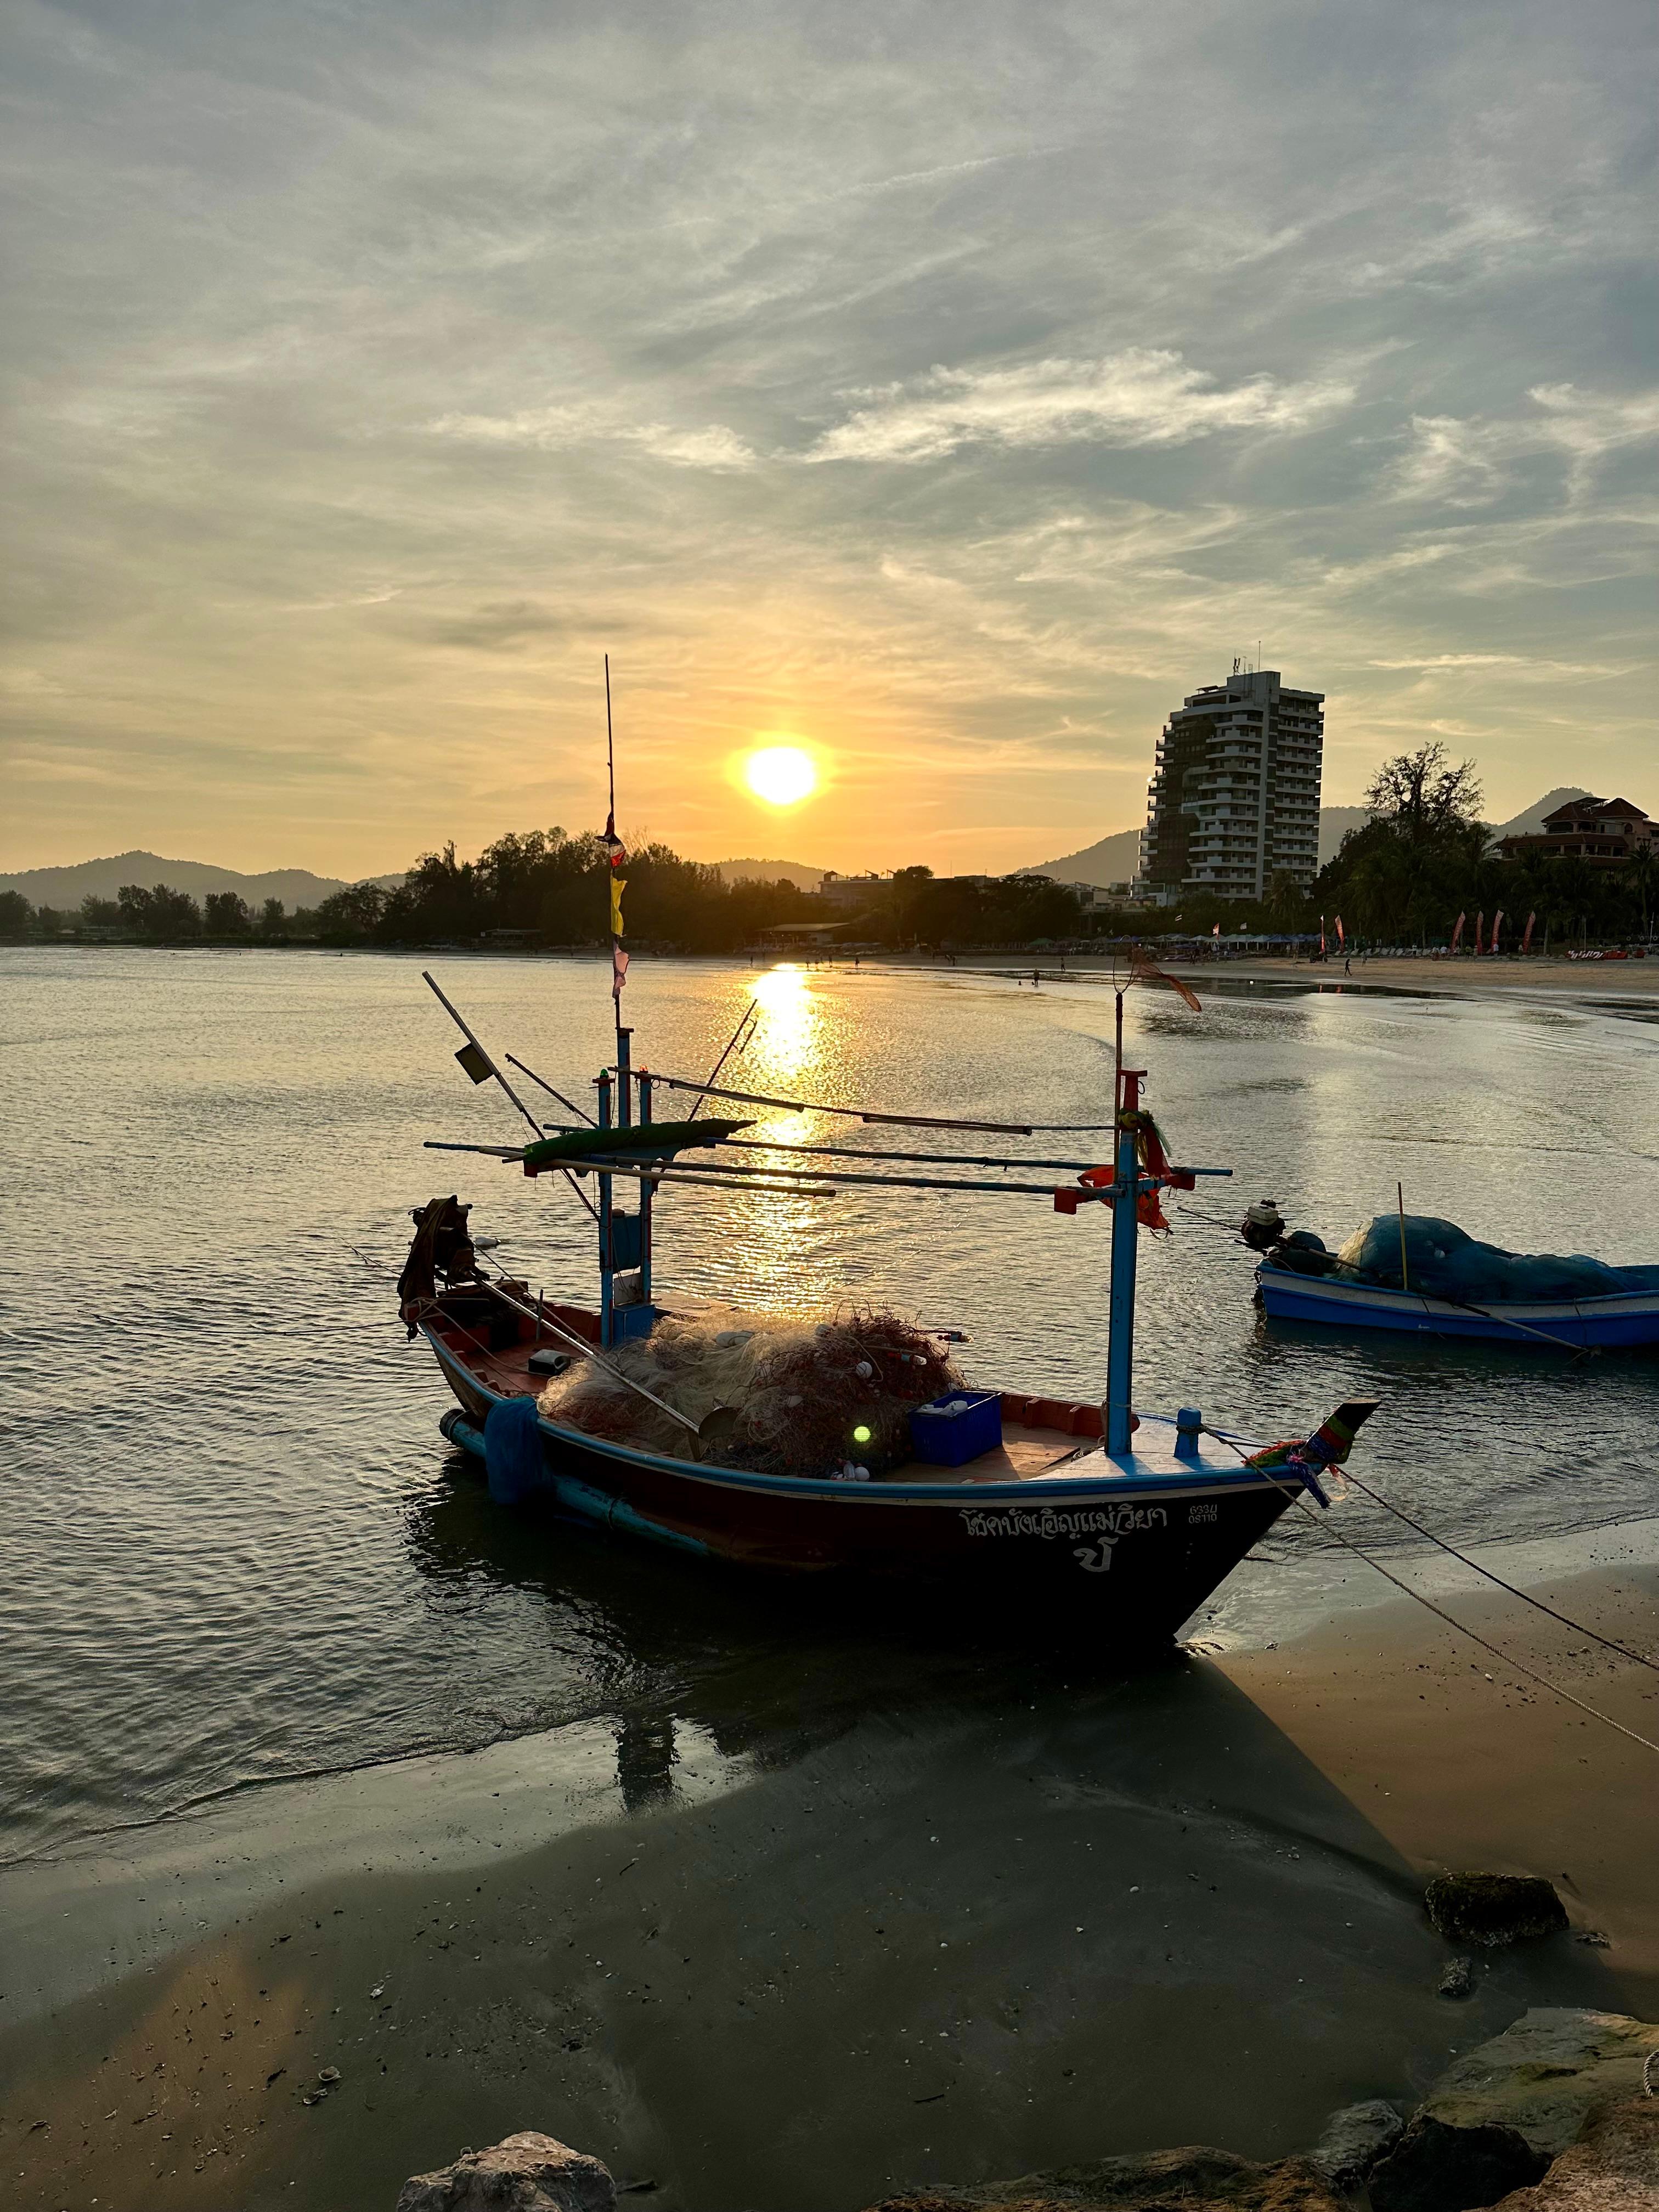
[
  {"x1": 1256, "y1": 1265, "x2": 1659, "y2": 1346},
  {"x1": 438, "y1": 1395, "x2": 709, "y2": 1553}
]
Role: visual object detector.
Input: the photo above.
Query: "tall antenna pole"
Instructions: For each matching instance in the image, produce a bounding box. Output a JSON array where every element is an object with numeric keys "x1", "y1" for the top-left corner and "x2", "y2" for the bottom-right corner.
[
  {"x1": 602, "y1": 653, "x2": 627, "y2": 1077},
  {"x1": 605, "y1": 652, "x2": 616, "y2": 835}
]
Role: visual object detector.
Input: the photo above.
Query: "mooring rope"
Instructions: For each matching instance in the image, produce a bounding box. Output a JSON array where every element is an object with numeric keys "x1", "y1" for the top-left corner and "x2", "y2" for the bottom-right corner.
[
  {"x1": 1338, "y1": 1468, "x2": 1659, "y2": 1674},
  {"x1": 1207, "y1": 1430, "x2": 1659, "y2": 1757}
]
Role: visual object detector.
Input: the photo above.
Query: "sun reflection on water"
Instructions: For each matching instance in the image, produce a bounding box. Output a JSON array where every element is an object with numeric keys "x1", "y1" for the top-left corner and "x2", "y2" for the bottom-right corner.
[
  {"x1": 747, "y1": 964, "x2": 817, "y2": 1083},
  {"x1": 703, "y1": 964, "x2": 840, "y2": 1306}
]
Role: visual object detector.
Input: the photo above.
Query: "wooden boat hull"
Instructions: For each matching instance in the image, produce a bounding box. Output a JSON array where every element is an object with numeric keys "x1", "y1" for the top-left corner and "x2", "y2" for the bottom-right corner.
[
  {"x1": 1256, "y1": 1263, "x2": 1659, "y2": 1347},
  {"x1": 419, "y1": 1315, "x2": 1304, "y2": 1645}
]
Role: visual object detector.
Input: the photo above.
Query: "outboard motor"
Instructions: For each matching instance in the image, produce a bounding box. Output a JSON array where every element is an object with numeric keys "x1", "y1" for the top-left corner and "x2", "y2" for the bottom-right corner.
[{"x1": 1240, "y1": 1198, "x2": 1287, "y2": 1252}]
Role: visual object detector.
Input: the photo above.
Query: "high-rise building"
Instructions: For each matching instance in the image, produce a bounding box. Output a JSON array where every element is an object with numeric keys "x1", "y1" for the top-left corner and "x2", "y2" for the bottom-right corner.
[{"x1": 1135, "y1": 668, "x2": 1324, "y2": 904}]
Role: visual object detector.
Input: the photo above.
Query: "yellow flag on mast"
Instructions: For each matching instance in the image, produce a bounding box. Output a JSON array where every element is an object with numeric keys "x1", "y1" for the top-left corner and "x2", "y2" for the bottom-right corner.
[{"x1": 609, "y1": 875, "x2": 627, "y2": 937}]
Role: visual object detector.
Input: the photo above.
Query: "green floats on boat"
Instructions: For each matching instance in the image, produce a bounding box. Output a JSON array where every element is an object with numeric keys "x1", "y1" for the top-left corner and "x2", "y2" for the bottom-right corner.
[{"x1": 522, "y1": 1116, "x2": 753, "y2": 1171}]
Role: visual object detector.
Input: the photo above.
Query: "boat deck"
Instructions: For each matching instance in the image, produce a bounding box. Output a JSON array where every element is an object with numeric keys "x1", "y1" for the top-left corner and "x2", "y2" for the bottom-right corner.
[{"x1": 428, "y1": 1293, "x2": 1255, "y2": 1487}]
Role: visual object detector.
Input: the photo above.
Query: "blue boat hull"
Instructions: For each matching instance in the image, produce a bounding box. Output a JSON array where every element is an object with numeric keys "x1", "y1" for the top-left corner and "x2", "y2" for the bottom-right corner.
[{"x1": 1256, "y1": 1265, "x2": 1659, "y2": 1347}]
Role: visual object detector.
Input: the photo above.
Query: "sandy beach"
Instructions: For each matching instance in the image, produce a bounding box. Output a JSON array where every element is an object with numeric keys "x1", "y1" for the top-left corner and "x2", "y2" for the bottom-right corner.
[
  {"x1": 3, "y1": 1558, "x2": 1654, "y2": 2212},
  {"x1": 919, "y1": 951, "x2": 1659, "y2": 1000},
  {"x1": 1184, "y1": 955, "x2": 1659, "y2": 1000}
]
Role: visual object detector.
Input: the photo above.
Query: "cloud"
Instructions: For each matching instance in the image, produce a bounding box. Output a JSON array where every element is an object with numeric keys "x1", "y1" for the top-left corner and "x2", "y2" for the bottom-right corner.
[
  {"x1": 803, "y1": 351, "x2": 1353, "y2": 464},
  {"x1": 417, "y1": 599, "x2": 575, "y2": 651},
  {"x1": 2, "y1": 0, "x2": 1655, "y2": 868},
  {"x1": 427, "y1": 405, "x2": 756, "y2": 470},
  {"x1": 1368, "y1": 652, "x2": 1629, "y2": 677},
  {"x1": 1391, "y1": 385, "x2": 1659, "y2": 505}
]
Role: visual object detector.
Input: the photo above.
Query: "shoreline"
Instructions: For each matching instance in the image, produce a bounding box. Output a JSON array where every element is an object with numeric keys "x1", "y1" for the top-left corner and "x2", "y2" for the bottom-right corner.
[
  {"x1": 4, "y1": 1549, "x2": 1655, "y2": 2212},
  {"x1": 9, "y1": 941, "x2": 1659, "y2": 1005}
]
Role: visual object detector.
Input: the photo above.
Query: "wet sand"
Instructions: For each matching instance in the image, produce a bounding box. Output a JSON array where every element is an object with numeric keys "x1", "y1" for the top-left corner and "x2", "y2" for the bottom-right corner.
[
  {"x1": 922, "y1": 951, "x2": 1659, "y2": 999},
  {"x1": 3, "y1": 1564, "x2": 1655, "y2": 2212},
  {"x1": 1186, "y1": 955, "x2": 1659, "y2": 998}
]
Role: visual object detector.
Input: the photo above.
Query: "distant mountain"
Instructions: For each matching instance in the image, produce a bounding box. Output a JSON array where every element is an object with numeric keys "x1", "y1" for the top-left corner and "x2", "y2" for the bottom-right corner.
[
  {"x1": 1318, "y1": 808, "x2": 1371, "y2": 866},
  {"x1": 1489, "y1": 787, "x2": 1592, "y2": 838},
  {"x1": 0, "y1": 850, "x2": 404, "y2": 912},
  {"x1": 1030, "y1": 789, "x2": 1597, "y2": 885},
  {"x1": 711, "y1": 857, "x2": 826, "y2": 891},
  {"x1": 1319, "y1": 788, "x2": 1594, "y2": 865},
  {"x1": 1024, "y1": 827, "x2": 1142, "y2": 888}
]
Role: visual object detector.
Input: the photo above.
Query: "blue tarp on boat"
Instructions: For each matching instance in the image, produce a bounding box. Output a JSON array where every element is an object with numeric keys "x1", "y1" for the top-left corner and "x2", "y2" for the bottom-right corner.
[{"x1": 1327, "y1": 1215, "x2": 1639, "y2": 1303}]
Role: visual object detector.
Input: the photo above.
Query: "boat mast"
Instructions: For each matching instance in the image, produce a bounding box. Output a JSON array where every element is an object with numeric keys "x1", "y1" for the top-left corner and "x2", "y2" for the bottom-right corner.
[
  {"x1": 605, "y1": 654, "x2": 625, "y2": 1097},
  {"x1": 599, "y1": 654, "x2": 651, "y2": 1345},
  {"x1": 1105, "y1": 1056, "x2": 1143, "y2": 1459}
]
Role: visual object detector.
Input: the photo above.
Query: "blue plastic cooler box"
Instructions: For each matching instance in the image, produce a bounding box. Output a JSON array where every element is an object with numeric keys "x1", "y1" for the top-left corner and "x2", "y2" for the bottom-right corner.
[{"x1": 909, "y1": 1390, "x2": 1003, "y2": 1467}]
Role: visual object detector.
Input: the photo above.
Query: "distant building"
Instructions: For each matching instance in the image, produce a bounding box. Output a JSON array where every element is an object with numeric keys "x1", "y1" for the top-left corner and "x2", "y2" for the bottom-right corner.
[
  {"x1": 817, "y1": 871, "x2": 889, "y2": 909},
  {"x1": 1136, "y1": 669, "x2": 1325, "y2": 904},
  {"x1": 1498, "y1": 795, "x2": 1656, "y2": 867}
]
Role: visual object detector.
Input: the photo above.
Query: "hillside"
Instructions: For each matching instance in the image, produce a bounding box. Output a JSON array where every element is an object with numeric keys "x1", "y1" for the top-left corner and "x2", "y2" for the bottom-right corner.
[
  {"x1": 1028, "y1": 789, "x2": 1596, "y2": 886},
  {"x1": 1023, "y1": 827, "x2": 1142, "y2": 887},
  {"x1": 710, "y1": 857, "x2": 826, "y2": 891},
  {"x1": 1488, "y1": 787, "x2": 1593, "y2": 837},
  {"x1": 0, "y1": 851, "x2": 404, "y2": 910},
  {"x1": 2, "y1": 793, "x2": 1605, "y2": 915}
]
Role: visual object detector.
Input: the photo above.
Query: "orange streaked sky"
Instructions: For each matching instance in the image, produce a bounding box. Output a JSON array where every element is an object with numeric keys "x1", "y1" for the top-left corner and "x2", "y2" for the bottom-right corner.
[{"x1": 3, "y1": 1, "x2": 1655, "y2": 881}]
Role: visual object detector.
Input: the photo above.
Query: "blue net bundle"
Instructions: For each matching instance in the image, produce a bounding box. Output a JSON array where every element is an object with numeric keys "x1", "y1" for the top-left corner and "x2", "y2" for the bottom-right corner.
[{"x1": 1330, "y1": 1215, "x2": 1639, "y2": 1302}]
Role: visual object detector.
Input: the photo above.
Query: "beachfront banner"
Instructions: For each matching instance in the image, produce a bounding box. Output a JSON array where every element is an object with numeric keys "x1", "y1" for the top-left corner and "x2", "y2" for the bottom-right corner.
[
  {"x1": 1319, "y1": 913, "x2": 1326, "y2": 956},
  {"x1": 1452, "y1": 910, "x2": 1466, "y2": 950},
  {"x1": 1475, "y1": 910, "x2": 1485, "y2": 955},
  {"x1": 1335, "y1": 915, "x2": 1345, "y2": 945},
  {"x1": 1523, "y1": 911, "x2": 1536, "y2": 953},
  {"x1": 1492, "y1": 910, "x2": 1505, "y2": 952}
]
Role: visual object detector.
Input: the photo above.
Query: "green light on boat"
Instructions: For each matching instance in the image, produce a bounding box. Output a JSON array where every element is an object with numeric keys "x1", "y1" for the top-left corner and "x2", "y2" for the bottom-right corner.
[{"x1": 852, "y1": 1424, "x2": 872, "y2": 1444}]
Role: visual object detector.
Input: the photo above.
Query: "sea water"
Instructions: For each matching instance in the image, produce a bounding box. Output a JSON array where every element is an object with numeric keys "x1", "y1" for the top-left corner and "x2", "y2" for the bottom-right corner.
[{"x1": 3, "y1": 947, "x2": 1657, "y2": 1860}]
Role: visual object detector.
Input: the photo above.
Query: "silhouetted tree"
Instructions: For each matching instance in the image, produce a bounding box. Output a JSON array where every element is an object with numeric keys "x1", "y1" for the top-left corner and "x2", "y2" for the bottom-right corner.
[
  {"x1": 117, "y1": 884, "x2": 201, "y2": 935},
  {"x1": 1365, "y1": 743, "x2": 1484, "y2": 843},
  {"x1": 205, "y1": 891, "x2": 251, "y2": 935},
  {"x1": 1316, "y1": 746, "x2": 1491, "y2": 944},
  {"x1": 315, "y1": 882, "x2": 389, "y2": 940}
]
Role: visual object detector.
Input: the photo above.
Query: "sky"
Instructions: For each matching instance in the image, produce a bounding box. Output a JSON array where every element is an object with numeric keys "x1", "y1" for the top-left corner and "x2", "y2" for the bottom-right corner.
[{"x1": 3, "y1": 0, "x2": 1655, "y2": 879}]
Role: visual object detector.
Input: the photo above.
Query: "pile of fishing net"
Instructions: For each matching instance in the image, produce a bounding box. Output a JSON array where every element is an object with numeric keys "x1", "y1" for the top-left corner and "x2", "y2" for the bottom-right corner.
[
  {"x1": 537, "y1": 1307, "x2": 964, "y2": 1476},
  {"x1": 1277, "y1": 1215, "x2": 1640, "y2": 1303}
]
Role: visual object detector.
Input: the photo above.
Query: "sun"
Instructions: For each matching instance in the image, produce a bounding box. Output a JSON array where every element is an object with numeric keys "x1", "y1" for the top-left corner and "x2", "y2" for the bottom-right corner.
[{"x1": 744, "y1": 746, "x2": 817, "y2": 808}]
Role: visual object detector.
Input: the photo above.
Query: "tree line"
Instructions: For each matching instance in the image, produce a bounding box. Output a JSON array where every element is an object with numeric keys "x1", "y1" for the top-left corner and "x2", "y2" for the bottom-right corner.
[
  {"x1": 0, "y1": 884, "x2": 321, "y2": 941},
  {"x1": 0, "y1": 830, "x2": 1097, "y2": 951},
  {"x1": 3, "y1": 753, "x2": 1650, "y2": 953},
  {"x1": 1302, "y1": 747, "x2": 1654, "y2": 949}
]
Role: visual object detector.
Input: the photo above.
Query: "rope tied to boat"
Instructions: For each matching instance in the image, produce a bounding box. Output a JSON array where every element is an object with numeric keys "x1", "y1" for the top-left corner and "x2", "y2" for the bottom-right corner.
[{"x1": 1207, "y1": 1427, "x2": 1659, "y2": 1759}]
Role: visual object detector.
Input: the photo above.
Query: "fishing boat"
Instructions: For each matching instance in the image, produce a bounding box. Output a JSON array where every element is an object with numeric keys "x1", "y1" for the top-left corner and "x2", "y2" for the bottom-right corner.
[
  {"x1": 1247, "y1": 1205, "x2": 1659, "y2": 1349},
  {"x1": 1254, "y1": 1252, "x2": 1659, "y2": 1347},
  {"x1": 391, "y1": 680, "x2": 1377, "y2": 1645}
]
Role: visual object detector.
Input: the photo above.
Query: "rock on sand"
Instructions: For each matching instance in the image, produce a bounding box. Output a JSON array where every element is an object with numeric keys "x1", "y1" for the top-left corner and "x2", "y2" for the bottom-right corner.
[
  {"x1": 1307, "y1": 2098, "x2": 1404, "y2": 2191},
  {"x1": 394, "y1": 2131, "x2": 615, "y2": 2212},
  {"x1": 1419, "y1": 2006, "x2": 1659, "y2": 2158},
  {"x1": 1368, "y1": 2115, "x2": 1549, "y2": 2211},
  {"x1": 862, "y1": 2143, "x2": 1346, "y2": 2209},
  {"x1": 1423, "y1": 1874, "x2": 1568, "y2": 1950},
  {"x1": 1487, "y1": 2096, "x2": 1659, "y2": 2209}
]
